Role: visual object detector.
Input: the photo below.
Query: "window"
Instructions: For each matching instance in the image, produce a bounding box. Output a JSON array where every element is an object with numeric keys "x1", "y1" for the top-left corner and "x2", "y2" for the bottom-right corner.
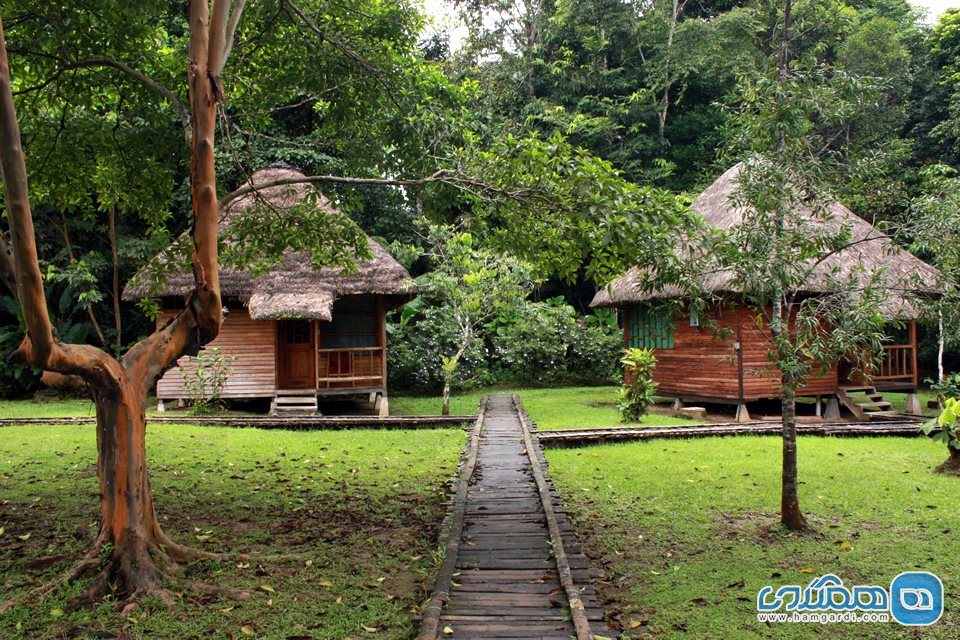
[
  {"x1": 318, "y1": 295, "x2": 380, "y2": 349},
  {"x1": 284, "y1": 319, "x2": 312, "y2": 344},
  {"x1": 625, "y1": 306, "x2": 674, "y2": 349}
]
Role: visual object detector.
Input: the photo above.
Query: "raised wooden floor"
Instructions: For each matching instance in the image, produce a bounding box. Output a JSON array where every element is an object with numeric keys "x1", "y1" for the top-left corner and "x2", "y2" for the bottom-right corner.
[{"x1": 419, "y1": 394, "x2": 617, "y2": 639}]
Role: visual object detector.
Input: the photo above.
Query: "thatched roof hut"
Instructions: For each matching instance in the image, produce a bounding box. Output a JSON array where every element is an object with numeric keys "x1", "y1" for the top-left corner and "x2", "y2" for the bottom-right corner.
[
  {"x1": 592, "y1": 164, "x2": 940, "y2": 414},
  {"x1": 124, "y1": 167, "x2": 416, "y2": 320},
  {"x1": 125, "y1": 167, "x2": 416, "y2": 415},
  {"x1": 591, "y1": 164, "x2": 939, "y2": 320}
]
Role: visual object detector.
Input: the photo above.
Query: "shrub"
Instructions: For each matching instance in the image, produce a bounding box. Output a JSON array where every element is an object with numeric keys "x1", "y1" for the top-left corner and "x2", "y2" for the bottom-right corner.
[
  {"x1": 388, "y1": 297, "x2": 621, "y2": 393},
  {"x1": 387, "y1": 304, "x2": 487, "y2": 392},
  {"x1": 619, "y1": 348, "x2": 658, "y2": 422},
  {"x1": 179, "y1": 347, "x2": 236, "y2": 415},
  {"x1": 929, "y1": 373, "x2": 960, "y2": 404},
  {"x1": 487, "y1": 298, "x2": 620, "y2": 386}
]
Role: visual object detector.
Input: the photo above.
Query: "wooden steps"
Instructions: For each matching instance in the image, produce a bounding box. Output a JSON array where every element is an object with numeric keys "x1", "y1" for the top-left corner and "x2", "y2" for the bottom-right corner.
[
  {"x1": 837, "y1": 386, "x2": 899, "y2": 421},
  {"x1": 271, "y1": 389, "x2": 318, "y2": 415}
]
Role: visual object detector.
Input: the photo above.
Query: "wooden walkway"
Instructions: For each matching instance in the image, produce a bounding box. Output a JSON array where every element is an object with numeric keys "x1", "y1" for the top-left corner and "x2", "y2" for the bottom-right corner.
[
  {"x1": 419, "y1": 394, "x2": 616, "y2": 640},
  {"x1": 0, "y1": 415, "x2": 472, "y2": 429},
  {"x1": 537, "y1": 418, "x2": 926, "y2": 448}
]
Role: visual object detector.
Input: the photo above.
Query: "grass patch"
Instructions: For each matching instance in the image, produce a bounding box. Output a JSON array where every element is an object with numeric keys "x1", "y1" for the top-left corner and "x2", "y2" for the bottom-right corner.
[
  {"x1": 0, "y1": 423, "x2": 464, "y2": 639},
  {"x1": 392, "y1": 386, "x2": 695, "y2": 430},
  {"x1": 0, "y1": 397, "x2": 96, "y2": 419},
  {"x1": 882, "y1": 389, "x2": 940, "y2": 418},
  {"x1": 546, "y1": 436, "x2": 959, "y2": 639}
]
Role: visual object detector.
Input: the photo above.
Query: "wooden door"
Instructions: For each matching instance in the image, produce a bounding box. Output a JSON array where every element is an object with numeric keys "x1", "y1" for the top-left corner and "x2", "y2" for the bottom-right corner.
[{"x1": 277, "y1": 320, "x2": 315, "y2": 389}]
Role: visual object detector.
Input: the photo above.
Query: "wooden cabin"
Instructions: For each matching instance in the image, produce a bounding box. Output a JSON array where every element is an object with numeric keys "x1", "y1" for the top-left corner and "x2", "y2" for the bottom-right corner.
[
  {"x1": 124, "y1": 167, "x2": 416, "y2": 416},
  {"x1": 592, "y1": 165, "x2": 940, "y2": 422}
]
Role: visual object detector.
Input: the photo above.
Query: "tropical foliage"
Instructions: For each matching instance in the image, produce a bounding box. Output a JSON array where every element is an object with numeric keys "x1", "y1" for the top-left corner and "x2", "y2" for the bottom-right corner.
[{"x1": 618, "y1": 347, "x2": 659, "y2": 421}]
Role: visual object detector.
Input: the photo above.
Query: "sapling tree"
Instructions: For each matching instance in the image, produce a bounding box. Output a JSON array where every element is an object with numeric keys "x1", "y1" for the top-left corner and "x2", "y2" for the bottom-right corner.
[
  {"x1": 714, "y1": 0, "x2": 891, "y2": 530},
  {"x1": 179, "y1": 347, "x2": 237, "y2": 415},
  {"x1": 904, "y1": 164, "x2": 960, "y2": 381},
  {"x1": 619, "y1": 347, "x2": 658, "y2": 422},
  {"x1": 416, "y1": 225, "x2": 534, "y2": 415}
]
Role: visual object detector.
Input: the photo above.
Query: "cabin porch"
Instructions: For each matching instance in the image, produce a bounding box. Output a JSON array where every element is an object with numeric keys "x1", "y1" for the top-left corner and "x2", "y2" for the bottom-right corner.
[
  {"x1": 619, "y1": 303, "x2": 924, "y2": 422},
  {"x1": 271, "y1": 295, "x2": 390, "y2": 416}
]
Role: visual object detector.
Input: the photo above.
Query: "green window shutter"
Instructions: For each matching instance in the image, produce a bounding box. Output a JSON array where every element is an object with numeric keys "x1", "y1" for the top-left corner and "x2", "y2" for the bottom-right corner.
[{"x1": 626, "y1": 306, "x2": 674, "y2": 349}]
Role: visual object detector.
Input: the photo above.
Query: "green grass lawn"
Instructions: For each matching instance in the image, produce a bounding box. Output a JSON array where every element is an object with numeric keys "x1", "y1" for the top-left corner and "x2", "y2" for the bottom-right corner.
[
  {"x1": 0, "y1": 397, "x2": 97, "y2": 419},
  {"x1": 392, "y1": 386, "x2": 696, "y2": 430},
  {"x1": 883, "y1": 389, "x2": 940, "y2": 418},
  {"x1": 0, "y1": 423, "x2": 464, "y2": 639},
  {"x1": 546, "y1": 436, "x2": 959, "y2": 639}
]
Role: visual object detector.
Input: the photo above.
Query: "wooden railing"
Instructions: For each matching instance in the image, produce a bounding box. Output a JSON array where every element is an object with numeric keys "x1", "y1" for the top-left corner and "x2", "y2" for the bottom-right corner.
[
  {"x1": 874, "y1": 344, "x2": 915, "y2": 382},
  {"x1": 317, "y1": 346, "x2": 385, "y2": 389}
]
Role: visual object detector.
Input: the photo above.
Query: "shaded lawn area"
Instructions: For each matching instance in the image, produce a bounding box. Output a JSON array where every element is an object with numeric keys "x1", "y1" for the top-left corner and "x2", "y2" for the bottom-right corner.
[
  {"x1": 392, "y1": 386, "x2": 697, "y2": 430},
  {"x1": 0, "y1": 423, "x2": 464, "y2": 639},
  {"x1": 0, "y1": 397, "x2": 96, "y2": 419},
  {"x1": 546, "y1": 436, "x2": 959, "y2": 639},
  {"x1": 883, "y1": 389, "x2": 940, "y2": 418}
]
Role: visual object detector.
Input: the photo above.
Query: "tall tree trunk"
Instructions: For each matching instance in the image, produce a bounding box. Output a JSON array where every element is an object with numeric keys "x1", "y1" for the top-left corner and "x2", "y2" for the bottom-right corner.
[
  {"x1": 779, "y1": 382, "x2": 806, "y2": 529},
  {"x1": 771, "y1": 298, "x2": 805, "y2": 530},
  {"x1": 0, "y1": 0, "x2": 246, "y2": 612},
  {"x1": 442, "y1": 381, "x2": 451, "y2": 416},
  {"x1": 109, "y1": 204, "x2": 122, "y2": 356}
]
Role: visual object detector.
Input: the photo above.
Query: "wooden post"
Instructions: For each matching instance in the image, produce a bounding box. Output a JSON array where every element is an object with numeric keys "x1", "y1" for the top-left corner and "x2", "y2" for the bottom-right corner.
[
  {"x1": 909, "y1": 320, "x2": 918, "y2": 387},
  {"x1": 378, "y1": 295, "x2": 387, "y2": 391}
]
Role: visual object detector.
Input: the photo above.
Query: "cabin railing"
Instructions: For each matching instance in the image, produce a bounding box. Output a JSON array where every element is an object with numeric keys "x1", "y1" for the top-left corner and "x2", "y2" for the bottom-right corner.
[
  {"x1": 873, "y1": 344, "x2": 916, "y2": 383},
  {"x1": 316, "y1": 346, "x2": 385, "y2": 389}
]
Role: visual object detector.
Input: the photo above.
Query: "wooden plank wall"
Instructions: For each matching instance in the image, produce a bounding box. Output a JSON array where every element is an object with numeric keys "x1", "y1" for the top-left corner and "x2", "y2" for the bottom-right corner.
[
  {"x1": 737, "y1": 307, "x2": 838, "y2": 399},
  {"x1": 635, "y1": 304, "x2": 837, "y2": 402},
  {"x1": 156, "y1": 309, "x2": 277, "y2": 399},
  {"x1": 650, "y1": 305, "x2": 742, "y2": 400}
]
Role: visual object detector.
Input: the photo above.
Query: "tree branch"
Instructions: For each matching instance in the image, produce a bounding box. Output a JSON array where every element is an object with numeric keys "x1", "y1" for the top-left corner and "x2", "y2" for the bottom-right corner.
[
  {"x1": 0, "y1": 16, "x2": 117, "y2": 383},
  {"x1": 221, "y1": 0, "x2": 247, "y2": 68},
  {"x1": 47, "y1": 58, "x2": 191, "y2": 141},
  {"x1": 0, "y1": 16, "x2": 56, "y2": 365},
  {"x1": 219, "y1": 170, "x2": 450, "y2": 208},
  {"x1": 281, "y1": 0, "x2": 397, "y2": 100},
  {"x1": 207, "y1": 0, "x2": 233, "y2": 77}
]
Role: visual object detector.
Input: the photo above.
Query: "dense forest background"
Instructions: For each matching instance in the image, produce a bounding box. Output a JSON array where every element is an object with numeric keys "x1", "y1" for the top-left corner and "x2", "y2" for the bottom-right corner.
[{"x1": 1, "y1": 0, "x2": 959, "y2": 396}]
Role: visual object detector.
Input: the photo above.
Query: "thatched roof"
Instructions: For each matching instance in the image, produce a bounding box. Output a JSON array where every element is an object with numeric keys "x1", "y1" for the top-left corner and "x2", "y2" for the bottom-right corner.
[
  {"x1": 591, "y1": 164, "x2": 939, "y2": 320},
  {"x1": 124, "y1": 167, "x2": 416, "y2": 321}
]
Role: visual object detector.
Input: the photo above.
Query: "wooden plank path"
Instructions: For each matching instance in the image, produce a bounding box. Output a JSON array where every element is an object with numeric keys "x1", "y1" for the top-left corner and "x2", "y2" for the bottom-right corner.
[
  {"x1": 536, "y1": 418, "x2": 927, "y2": 448},
  {"x1": 419, "y1": 394, "x2": 617, "y2": 640}
]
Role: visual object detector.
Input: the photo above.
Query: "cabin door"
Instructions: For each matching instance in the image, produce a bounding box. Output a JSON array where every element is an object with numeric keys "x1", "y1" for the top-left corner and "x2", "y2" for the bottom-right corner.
[{"x1": 277, "y1": 319, "x2": 316, "y2": 389}]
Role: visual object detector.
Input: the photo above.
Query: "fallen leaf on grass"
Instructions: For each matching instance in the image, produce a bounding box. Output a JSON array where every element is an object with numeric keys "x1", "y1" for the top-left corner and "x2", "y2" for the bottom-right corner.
[
  {"x1": 259, "y1": 585, "x2": 276, "y2": 593},
  {"x1": 361, "y1": 625, "x2": 378, "y2": 632},
  {"x1": 18, "y1": 533, "x2": 30, "y2": 541},
  {"x1": 221, "y1": 606, "x2": 235, "y2": 613},
  {"x1": 837, "y1": 541, "x2": 852, "y2": 550},
  {"x1": 240, "y1": 625, "x2": 255, "y2": 636},
  {"x1": 318, "y1": 581, "x2": 333, "y2": 588},
  {"x1": 799, "y1": 567, "x2": 816, "y2": 573}
]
